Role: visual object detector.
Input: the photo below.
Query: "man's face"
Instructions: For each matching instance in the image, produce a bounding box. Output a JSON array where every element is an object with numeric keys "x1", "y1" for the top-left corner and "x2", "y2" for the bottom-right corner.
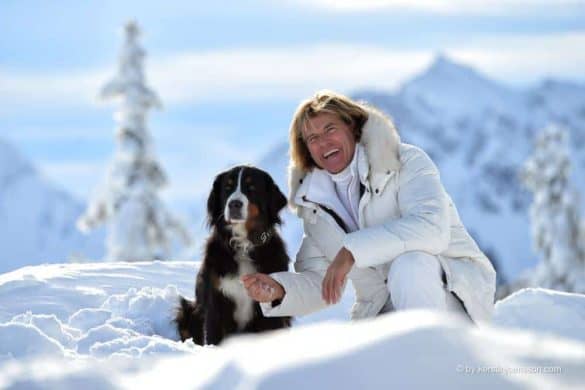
[{"x1": 303, "y1": 112, "x2": 357, "y2": 174}]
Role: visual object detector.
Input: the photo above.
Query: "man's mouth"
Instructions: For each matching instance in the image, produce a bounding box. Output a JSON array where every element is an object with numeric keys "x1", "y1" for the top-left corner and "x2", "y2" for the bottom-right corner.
[{"x1": 323, "y1": 149, "x2": 340, "y2": 160}]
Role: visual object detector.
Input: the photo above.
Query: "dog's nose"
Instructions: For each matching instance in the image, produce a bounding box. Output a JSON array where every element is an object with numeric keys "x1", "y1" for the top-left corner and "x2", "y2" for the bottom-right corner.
[{"x1": 229, "y1": 199, "x2": 243, "y2": 210}]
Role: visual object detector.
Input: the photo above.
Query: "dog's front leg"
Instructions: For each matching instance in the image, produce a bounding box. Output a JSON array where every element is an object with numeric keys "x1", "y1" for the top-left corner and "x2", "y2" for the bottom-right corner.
[{"x1": 204, "y1": 291, "x2": 224, "y2": 345}]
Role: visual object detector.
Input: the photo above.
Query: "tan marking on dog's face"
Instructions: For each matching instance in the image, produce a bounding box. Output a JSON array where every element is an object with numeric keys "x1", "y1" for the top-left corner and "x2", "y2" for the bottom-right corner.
[
  {"x1": 245, "y1": 203, "x2": 260, "y2": 231},
  {"x1": 248, "y1": 203, "x2": 259, "y2": 218}
]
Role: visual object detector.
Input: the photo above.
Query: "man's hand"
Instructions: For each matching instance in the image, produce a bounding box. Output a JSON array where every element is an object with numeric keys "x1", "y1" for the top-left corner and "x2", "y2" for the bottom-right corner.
[
  {"x1": 322, "y1": 247, "x2": 355, "y2": 305},
  {"x1": 241, "y1": 273, "x2": 285, "y2": 303}
]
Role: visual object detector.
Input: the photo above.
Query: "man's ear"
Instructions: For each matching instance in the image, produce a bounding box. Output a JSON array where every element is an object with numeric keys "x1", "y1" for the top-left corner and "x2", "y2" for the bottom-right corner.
[
  {"x1": 206, "y1": 175, "x2": 222, "y2": 227},
  {"x1": 267, "y1": 176, "x2": 287, "y2": 225}
]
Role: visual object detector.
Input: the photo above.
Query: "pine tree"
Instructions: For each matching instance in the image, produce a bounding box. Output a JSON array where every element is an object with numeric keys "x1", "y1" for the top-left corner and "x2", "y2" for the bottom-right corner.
[
  {"x1": 521, "y1": 124, "x2": 585, "y2": 293},
  {"x1": 78, "y1": 21, "x2": 191, "y2": 261}
]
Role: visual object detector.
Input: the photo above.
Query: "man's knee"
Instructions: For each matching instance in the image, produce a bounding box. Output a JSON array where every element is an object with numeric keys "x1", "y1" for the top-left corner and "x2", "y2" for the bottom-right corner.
[
  {"x1": 388, "y1": 251, "x2": 442, "y2": 284},
  {"x1": 387, "y1": 251, "x2": 446, "y2": 310}
]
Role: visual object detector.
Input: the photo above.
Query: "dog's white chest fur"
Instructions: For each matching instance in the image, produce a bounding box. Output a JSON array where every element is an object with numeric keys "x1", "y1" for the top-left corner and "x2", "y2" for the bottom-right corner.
[{"x1": 218, "y1": 245, "x2": 257, "y2": 330}]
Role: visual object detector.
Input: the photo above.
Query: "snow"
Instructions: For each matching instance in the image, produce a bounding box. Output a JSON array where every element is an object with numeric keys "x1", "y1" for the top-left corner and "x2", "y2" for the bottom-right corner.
[
  {"x1": 0, "y1": 261, "x2": 584, "y2": 388},
  {"x1": 493, "y1": 288, "x2": 585, "y2": 343},
  {"x1": 0, "y1": 261, "x2": 199, "y2": 360},
  {"x1": 0, "y1": 322, "x2": 66, "y2": 360}
]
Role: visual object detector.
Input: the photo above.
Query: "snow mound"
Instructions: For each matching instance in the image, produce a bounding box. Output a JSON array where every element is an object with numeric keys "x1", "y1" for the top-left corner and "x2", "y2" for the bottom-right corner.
[
  {"x1": 0, "y1": 322, "x2": 66, "y2": 360},
  {"x1": 1, "y1": 311, "x2": 584, "y2": 389},
  {"x1": 494, "y1": 288, "x2": 585, "y2": 343},
  {"x1": 0, "y1": 261, "x2": 201, "y2": 361},
  {"x1": 0, "y1": 261, "x2": 584, "y2": 388}
]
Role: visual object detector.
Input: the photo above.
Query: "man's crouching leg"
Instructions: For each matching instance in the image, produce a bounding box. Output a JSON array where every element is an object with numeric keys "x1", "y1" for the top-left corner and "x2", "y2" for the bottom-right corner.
[{"x1": 387, "y1": 251, "x2": 464, "y2": 313}]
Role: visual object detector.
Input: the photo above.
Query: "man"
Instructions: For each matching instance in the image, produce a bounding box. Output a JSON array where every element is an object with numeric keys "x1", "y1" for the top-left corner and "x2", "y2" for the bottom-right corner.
[{"x1": 242, "y1": 90, "x2": 496, "y2": 324}]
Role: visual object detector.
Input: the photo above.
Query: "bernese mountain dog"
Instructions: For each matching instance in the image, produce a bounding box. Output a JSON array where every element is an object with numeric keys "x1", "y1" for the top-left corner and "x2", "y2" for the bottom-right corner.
[{"x1": 175, "y1": 165, "x2": 291, "y2": 345}]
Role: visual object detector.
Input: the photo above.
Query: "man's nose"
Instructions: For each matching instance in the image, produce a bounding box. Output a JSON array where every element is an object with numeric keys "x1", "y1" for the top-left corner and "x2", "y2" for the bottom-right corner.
[{"x1": 317, "y1": 134, "x2": 333, "y2": 148}]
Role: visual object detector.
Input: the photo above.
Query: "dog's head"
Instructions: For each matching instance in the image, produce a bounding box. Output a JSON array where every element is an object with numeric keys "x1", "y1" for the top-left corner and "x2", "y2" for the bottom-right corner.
[{"x1": 207, "y1": 165, "x2": 287, "y2": 234}]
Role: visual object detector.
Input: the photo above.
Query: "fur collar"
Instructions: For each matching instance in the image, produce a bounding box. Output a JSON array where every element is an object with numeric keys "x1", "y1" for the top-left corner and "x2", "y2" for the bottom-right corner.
[{"x1": 288, "y1": 106, "x2": 401, "y2": 206}]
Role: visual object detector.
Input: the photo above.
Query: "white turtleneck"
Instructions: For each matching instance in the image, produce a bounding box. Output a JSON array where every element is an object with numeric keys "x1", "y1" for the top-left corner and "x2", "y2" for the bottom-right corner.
[{"x1": 326, "y1": 146, "x2": 361, "y2": 232}]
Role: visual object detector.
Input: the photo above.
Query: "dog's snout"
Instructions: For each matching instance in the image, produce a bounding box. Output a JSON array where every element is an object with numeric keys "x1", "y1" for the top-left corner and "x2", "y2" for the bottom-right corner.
[
  {"x1": 229, "y1": 199, "x2": 243, "y2": 210},
  {"x1": 225, "y1": 193, "x2": 248, "y2": 223}
]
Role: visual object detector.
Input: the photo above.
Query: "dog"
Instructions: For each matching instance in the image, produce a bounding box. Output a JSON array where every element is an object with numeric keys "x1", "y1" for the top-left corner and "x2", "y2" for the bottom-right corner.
[{"x1": 175, "y1": 165, "x2": 292, "y2": 345}]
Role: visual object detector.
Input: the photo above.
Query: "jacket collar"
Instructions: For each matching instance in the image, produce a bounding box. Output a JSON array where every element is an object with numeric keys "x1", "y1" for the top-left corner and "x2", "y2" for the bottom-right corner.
[{"x1": 288, "y1": 106, "x2": 401, "y2": 210}]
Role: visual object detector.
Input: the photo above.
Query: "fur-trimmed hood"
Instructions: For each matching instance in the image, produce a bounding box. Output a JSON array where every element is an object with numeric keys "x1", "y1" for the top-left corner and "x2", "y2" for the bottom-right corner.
[{"x1": 288, "y1": 106, "x2": 401, "y2": 206}]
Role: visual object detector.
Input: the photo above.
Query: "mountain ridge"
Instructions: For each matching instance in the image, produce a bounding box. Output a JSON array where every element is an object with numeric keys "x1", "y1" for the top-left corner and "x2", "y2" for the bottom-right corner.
[{"x1": 0, "y1": 137, "x2": 104, "y2": 273}]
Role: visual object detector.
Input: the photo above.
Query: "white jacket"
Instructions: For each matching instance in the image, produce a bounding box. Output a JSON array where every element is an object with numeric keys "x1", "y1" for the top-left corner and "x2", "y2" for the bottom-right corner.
[{"x1": 261, "y1": 108, "x2": 497, "y2": 324}]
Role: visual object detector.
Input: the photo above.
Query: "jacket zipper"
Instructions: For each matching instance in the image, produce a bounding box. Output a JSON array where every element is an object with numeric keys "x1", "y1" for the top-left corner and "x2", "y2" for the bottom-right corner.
[{"x1": 309, "y1": 182, "x2": 367, "y2": 234}]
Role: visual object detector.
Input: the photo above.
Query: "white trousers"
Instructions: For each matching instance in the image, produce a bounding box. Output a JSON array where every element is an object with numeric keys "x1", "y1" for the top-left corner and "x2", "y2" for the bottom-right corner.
[{"x1": 379, "y1": 251, "x2": 468, "y2": 318}]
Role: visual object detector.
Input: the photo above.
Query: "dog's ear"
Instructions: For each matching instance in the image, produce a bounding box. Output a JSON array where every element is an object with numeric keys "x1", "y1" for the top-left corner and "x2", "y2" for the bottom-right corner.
[
  {"x1": 266, "y1": 175, "x2": 287, "y2": 225},
  {"x1": 207, "y1": 174, "x2": 222, "y2": 227}
]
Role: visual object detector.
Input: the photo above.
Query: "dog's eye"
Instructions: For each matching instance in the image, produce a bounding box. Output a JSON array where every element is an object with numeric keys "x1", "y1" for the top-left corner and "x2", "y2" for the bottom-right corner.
[{"x1": 248, "y1": 185, "x2": 256, "y2": 191}]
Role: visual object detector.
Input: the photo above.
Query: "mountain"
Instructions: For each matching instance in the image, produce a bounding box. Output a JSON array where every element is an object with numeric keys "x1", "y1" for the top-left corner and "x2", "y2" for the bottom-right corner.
[
  {"x1": 0, "y1": 138, "x2": 104, "y2": 273},
  {"x1": 257, "y1": 55, "x2": 585, "y2": 284},
  {"x1": 399, "y1": 55, "x2": 523, "y2": 118}
]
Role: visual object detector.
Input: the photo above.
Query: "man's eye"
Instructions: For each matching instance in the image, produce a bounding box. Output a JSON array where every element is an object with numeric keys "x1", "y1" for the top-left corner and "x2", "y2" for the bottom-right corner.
[{"x1": 326, "y1": 127, "x2": 336, "y2": 133}]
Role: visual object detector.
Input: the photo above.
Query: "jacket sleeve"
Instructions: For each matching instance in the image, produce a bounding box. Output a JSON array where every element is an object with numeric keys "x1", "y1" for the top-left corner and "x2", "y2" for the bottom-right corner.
[
  {"x1": 343, "y1": 148, "x2": 450, "y2": 268},
  {"x1": 260, "y1": 233, "x2": 344, "y2": 317}
]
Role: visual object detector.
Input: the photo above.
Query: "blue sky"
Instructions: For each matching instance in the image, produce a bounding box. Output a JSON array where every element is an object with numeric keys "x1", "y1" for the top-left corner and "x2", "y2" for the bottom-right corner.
[
  {"x1": 2, "y1": 1, "x2": 584, "y2": 69},
  {"x1": 1, "y1": 0, "x2": 584, "y2": 210}
]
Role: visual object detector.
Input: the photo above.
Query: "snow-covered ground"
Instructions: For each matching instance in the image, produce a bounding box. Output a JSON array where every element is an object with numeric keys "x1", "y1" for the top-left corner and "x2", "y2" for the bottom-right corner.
[{"x1": 0, "y1": 261, "x2": 583, "y2": 389}]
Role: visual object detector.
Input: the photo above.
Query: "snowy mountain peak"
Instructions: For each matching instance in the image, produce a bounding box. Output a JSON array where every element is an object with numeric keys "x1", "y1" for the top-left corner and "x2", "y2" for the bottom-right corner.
[
  {"x1": 409, "y1": 54, "x2": 495, "y2": 88},
  {"x1": 399, "y1": 54, "x2": 517, "y2": 117},
  {"x1": 425, "y1": 54, "x2": 476, "y2": 78}
]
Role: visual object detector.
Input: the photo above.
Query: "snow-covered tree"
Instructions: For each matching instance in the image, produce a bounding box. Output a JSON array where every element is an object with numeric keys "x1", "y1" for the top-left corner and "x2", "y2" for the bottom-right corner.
[
  {"x1": 78, "y1": 21, "x2": 190, "y2": 261},
  {"x1": 521, "y1": 124, "x2": 585, "y2": 293}
]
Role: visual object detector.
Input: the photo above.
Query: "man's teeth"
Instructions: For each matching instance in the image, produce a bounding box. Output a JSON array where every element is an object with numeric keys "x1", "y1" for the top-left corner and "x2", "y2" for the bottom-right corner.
[{"x1": 323, "y1": 149, "x2": 340, "y2": 159}]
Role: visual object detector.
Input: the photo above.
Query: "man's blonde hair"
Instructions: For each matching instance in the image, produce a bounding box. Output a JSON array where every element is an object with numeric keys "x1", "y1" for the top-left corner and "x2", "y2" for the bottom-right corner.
[{"x1": 289, "y1": 90, "x2": 369, "y2": 171}]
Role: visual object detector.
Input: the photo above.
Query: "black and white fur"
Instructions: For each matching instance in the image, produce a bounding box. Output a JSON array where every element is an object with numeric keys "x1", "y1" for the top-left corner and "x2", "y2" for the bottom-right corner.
[{"x1": 175, "y1": 165, "x2": 291, "y2": 345}]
